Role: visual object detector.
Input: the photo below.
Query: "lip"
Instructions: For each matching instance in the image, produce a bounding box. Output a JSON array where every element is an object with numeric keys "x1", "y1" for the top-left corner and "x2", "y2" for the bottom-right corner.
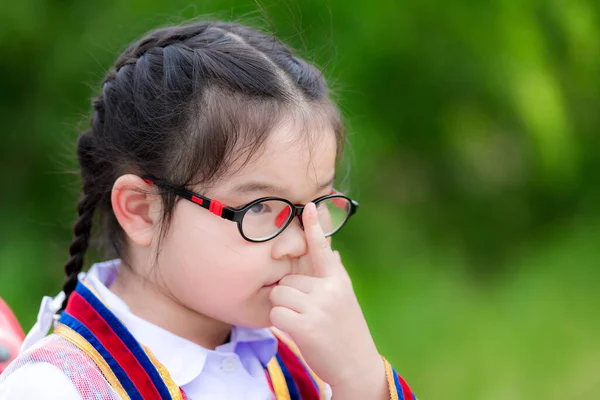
[{"x1": 263, "y1": 279, "x2": 281, "y2": 288}]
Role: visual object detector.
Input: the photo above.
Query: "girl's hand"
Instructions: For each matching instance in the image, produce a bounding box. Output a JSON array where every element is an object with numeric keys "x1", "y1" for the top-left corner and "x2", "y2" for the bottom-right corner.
[{"x1": 269, "y1": 203, "x2": 388, "y2": 399}]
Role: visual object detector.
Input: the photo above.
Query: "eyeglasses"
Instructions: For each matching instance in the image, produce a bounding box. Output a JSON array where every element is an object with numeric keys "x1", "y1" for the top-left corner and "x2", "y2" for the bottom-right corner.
[{"x1": 142, "y1": 176, "x2": 359, "y2": 243}]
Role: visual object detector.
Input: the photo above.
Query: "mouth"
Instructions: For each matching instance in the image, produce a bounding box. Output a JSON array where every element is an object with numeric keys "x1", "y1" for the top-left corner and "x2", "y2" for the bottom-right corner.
[{"x1": 263, "y1": 279, "x2": 281, "y2": 288}]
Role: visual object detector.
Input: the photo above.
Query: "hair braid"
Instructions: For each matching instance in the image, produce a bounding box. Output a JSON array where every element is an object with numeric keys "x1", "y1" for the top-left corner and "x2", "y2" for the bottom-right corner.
[{"x1": 60, "y1": 132, "x2": 101, "y2": 310}]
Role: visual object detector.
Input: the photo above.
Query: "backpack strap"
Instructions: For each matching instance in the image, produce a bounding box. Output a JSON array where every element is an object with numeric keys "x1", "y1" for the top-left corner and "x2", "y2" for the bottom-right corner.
[
  {"x1": 266, "y1": 329, "x2": 326, "y2": 399},
  {"x1": 266, "y1": 329, "x2": 417, "y2": 400},
  {"x1": 383, "y1": 357, "x2": 416, "y2": 400},
  {"x1": 57, "y1": 281, "x2": 183, "y2": 400}
]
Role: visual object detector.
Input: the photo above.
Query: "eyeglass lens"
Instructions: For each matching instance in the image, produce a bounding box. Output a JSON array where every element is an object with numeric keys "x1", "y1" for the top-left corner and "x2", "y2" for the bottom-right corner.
[{"x1": 241, "y1": 197, "x2": 351, "y2": 241}]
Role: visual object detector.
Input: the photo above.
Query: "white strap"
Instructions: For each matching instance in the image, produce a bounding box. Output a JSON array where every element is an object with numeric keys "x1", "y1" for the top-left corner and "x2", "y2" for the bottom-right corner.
[{"x1": 20, "y1": 291, "x2": 65, "y2": 353}]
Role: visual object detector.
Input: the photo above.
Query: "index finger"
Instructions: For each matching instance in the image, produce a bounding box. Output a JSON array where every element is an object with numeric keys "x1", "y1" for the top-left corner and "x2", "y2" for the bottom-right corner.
[{"x1": 303, "y1": 202, "x2": 337, "y2": 278}]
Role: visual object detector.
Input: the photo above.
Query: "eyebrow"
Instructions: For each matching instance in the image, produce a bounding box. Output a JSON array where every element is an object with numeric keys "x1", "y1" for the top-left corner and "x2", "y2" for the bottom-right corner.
[{"x1": 232, "y1": 175, "x2": 336, "y2": 197}]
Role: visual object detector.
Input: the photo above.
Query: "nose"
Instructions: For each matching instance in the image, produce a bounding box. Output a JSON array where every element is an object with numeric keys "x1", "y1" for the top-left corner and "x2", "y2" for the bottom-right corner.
[{"x1": 270, "y1": 216, "x2": 307, "y2": 260}]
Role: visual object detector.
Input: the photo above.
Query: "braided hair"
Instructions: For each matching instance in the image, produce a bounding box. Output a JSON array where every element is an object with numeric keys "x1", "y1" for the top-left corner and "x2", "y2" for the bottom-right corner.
[{"x1": 61, "y1": 20, "x2": 345, "y2": 309}]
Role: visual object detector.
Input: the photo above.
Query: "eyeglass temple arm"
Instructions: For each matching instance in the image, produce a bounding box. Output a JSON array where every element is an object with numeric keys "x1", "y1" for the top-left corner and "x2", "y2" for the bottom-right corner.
[{"x1": 141, "y1": 177, "x2": 236, "y2": 220}]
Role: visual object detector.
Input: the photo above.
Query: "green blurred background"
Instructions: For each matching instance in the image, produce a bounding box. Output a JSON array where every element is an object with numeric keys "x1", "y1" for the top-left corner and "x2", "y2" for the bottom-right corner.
[{"x1": 1, "y1": 0, "x2": 599, "y2": 398}]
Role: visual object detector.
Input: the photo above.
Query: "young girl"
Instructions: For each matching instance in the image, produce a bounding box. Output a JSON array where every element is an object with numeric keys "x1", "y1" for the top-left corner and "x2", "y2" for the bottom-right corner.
[{"x1": 0, "y1": 20, "x2": 415, "y2": 400}]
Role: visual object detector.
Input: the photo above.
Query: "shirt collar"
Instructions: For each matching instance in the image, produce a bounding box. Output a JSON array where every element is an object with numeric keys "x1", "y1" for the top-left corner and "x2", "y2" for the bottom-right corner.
[{"x1": 84, "y1": 259, "x2": 277, "y2": 386}]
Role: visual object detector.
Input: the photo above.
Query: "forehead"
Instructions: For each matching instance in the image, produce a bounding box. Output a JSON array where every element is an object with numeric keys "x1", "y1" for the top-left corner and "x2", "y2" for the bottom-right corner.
[{"x1": 221, "y1": 118, "x2": 338, "y2": 199}]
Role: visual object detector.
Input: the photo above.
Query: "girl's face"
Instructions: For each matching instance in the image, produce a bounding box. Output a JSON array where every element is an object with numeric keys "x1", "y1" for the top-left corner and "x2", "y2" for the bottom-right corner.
[{"x1": 154, "y1": 121, "x2": 338, "y2": 328}]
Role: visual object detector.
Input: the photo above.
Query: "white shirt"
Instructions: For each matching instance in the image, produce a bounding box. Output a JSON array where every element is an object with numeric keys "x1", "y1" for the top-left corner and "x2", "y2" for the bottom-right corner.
[{"x1": 0, "y1": 259, "x2": 313, "y2": 400}]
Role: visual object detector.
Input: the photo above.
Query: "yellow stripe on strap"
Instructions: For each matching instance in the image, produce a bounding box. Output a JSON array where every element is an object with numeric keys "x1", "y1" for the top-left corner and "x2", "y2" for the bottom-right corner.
[
  {"x1": 382, "y1": 356, "x2": 399, "y2": 400},
  {"x1": 270, "y1": 328, "x2": 327, "y2": 399},
  {"x1": 267, "y1": 357, "x2": 291, "y2": 400},
  {"x1": 55, "y1": 323, "x2": 130, "y2": 400}
]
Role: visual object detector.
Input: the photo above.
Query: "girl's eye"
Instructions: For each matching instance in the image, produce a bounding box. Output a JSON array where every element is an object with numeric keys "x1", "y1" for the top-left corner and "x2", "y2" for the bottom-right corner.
[{"x1": 248, "y1": 202, "x2": 271, "y2": 215}]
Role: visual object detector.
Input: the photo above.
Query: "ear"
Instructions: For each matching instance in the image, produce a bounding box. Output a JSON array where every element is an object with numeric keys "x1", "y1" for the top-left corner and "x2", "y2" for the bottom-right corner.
[{"x1": 111, "y1": 174, "x2": 161, "y2": 247}]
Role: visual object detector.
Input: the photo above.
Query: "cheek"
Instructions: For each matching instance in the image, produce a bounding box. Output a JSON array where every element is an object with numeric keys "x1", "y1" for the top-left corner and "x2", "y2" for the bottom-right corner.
[
  {"x1": 157, "y1": 203, "x2": 271, "y2": 301},
  {"x1": 165, "y1": 200, "x2": 241, "y2": 259}
]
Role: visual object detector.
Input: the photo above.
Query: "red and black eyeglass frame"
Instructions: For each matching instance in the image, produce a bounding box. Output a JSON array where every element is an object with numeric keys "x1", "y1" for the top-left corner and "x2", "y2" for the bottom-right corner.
[{"x1": 141, "y1": 176, "x2": 359, "y2": 243}]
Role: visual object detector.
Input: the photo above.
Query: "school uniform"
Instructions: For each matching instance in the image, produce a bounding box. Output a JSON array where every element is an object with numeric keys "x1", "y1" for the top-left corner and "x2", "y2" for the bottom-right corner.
[{"x1": 0, "y1": 260, "x2": 414, "y2": 399}]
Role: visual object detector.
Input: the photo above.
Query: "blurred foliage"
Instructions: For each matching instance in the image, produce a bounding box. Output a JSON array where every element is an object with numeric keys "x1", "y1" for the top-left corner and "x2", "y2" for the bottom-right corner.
[{"x1": 1, "y1": 0, "x2": 600, "y2": 398}]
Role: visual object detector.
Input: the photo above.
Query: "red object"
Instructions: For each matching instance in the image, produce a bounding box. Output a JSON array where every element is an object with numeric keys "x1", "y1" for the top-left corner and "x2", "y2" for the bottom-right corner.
[
  {"x1": 329, "y1": 191, "x2": 348, "y2": 211},
  {"x1": 398, "y1": 374, "x2": 414, "y2": 400},
  {"x1": 191, "y1": 195, "x2": 203, "y2": 205},
  {"x1": 209, "y1": 199, "x2": 224, "y2": 216},
  {"x1": 275, "y1": 207, "x2": 291, "y2": 228},
  {"x1": 0, "y1": 298, "x2": 24, "y2": 373}
]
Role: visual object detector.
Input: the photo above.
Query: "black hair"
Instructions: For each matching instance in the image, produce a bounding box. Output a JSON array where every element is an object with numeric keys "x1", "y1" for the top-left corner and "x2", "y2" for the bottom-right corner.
[{"x1": 61, "y1": 20, "x2": 345, "y2": 308}]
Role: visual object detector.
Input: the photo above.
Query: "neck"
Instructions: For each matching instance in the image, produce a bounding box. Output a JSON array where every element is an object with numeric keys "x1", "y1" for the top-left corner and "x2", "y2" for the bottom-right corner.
[{"x1": 109, "y1": 263, "x2": 231, "y2": 350}]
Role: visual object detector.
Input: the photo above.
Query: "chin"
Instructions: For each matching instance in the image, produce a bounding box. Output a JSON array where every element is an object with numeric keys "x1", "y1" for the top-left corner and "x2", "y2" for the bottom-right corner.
[
  {"x1": 231, "y1": 310, "x2": 273, "y2": 329},
  {"x1": 241, "y1": 317, "x2": 272, "y2": 329}
]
